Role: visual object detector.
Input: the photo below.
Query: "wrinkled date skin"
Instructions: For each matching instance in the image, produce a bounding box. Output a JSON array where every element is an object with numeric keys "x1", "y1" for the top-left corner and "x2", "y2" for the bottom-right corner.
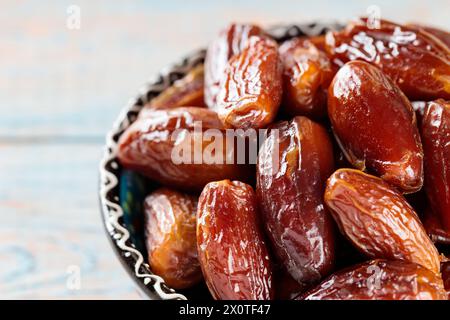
[
  {"x1": 256, "y1": 116, "x2": 336, "y2": 285},
  {"x1": 421, "y1": 100, "x2": 450, "y2": 233},
  {"x1": 144, "y1": 188, "x2": 202, "y2": 289},
  {"x1": 197, "y1": 180, "x2": 273, "y2": 300},
  {"x1": 141, "y1": 64, "x2": 206, "y2": 114},
  {"x1": 328, "y1": 60, "x2": 424, "y2": 193},
  {"x1": 215, "y1": 36, "x2": 283, "y2": 129},
  {"x1": 204, "y1": 23, "x2": 265, "y2": 109},
  {"x1": 279, "y1": 38, "x2": 335, "y2": 118},
  {"x1": 299, "y1": 260, "x2": 447, "y2": 300},
  {"x1": 117, "y1": 107, "x2": 249, "y2": 191},
  {"x1": 325, "y1": 18, "x2": 450, "y2": 100},
  {"x1": 325, "y1": 169, "x2": 440, "y2": 274}
]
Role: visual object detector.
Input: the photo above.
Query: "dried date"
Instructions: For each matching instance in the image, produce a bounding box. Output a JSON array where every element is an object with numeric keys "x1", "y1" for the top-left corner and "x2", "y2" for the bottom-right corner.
[
  {"x1": 144, "y1": 188, "x2": 202, "y2": 289},
  {"x1": 421, "y1": 100, "x2": 450, "y2": 233},
  {"x1": 300, "y1": 260, "x2": 447, "y2": 300},
  {"x1": 279, "y1": 38, "x2": 335, "y2": 118},
  {"x1": 325, "y1": 18, "x2": 450, "y2": 100},
  {"x1": 204, "y1": 24, "x2": 265, "y2": 108},
  {"x1": 257, "y1": 116, "x2": 336, "y2": 285},
  {"x1": 140, "y1": 64, "x2": 206, "y2": 115},
  {"x1": 215, "y1": 36, "x2": 283, "y2": 129},
  {"x1": 325, "y1": 168, "x2": 440, "y2": 274},
  {"x1": 117, "y1": 107, "x2": 249, "y2": 191},
  {"x1": 197, "y1": 180, "x2": 273, "y2": 300},
  {"x1": 328, "y1": 60, "x2": 424, "y2": 193}
]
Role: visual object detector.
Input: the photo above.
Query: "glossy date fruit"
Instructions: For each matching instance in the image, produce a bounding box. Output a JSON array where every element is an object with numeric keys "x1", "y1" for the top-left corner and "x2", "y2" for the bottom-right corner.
[
  {"x1": 279, "y1": 38, "x2": 335, "y2": 118},
  {"x1": 144, "y1": 188, "x2": 202, "y2": 289},
  {"x1": 328, "y1": 60, "x2": 424, "y2": 193},
  {"x1": 215, "y1": 36, "x2": 283, "y2": 129},
  {"x1": 409, "y1": 24, "x2": 450, "y2": 48},
  {"x1": 204, "y1": 23, "x2": 265, "y2": 109},
  {"x1": 142, "y1": 64, "x2": 206, "y2": 114},
  {"x1": 299, "y1": 260, "x2": 447, "y2": 300},
  {"x1": 325, "y1": 169, "x2": 440, "y2": 274},
  {"x1": 423, "y1": 207, "x2": 450, "y2": 245},
  {"x1": 197, "y1": 180, "x2": 273, "y2": 300},
  {"x1": 117, "y1": 107, "x2": 249, "y2": 191},
  {"x1": 442, "y1": 261, "x2": 450, "y2": 299},
  {"x1": 421, "y1": 100, "x2": 450, "y2": 233},
  {"x1": 257, "y1": 116, "x2": 336, "y2": 285},
  {"x1": 274, "y1": 269, "x2": 307, "y2": 300},
  {"x1": 325, "y1": 18, "x2": 450, "y2": 100}
]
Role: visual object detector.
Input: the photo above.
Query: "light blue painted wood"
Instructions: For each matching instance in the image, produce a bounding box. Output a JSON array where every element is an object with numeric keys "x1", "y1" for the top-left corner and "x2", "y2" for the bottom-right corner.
[
  {"x1": 0, "y1": 144, "x2": 140, "y2": 299},
  {"x1": 1, "y1": 0, "x2": 449, "y2": 137}
]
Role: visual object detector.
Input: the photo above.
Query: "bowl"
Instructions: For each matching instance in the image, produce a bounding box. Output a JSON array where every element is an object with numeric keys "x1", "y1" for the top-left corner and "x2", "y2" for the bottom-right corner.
[{"x1": 99, "y1": 22, "x2": 342, "y2": 300}]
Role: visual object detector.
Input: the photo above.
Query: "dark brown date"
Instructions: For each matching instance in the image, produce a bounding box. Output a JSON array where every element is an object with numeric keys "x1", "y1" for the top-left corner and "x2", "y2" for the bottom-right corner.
[
  {"x1": 197, "y1": 180, "x2": 273, "y2": 300},
  {"x1": 204, "y1": 24, "x2": 265, "y2": 109},
  {"x1": 257, "y1": 116, "x2": 336, "y2": 285},
  {"x1": 412, "y1": 101, "x2": 427, "y2": 128},
  {"x1": 423, "y1": 207, "x2": 450, "y2": 245},
  {"x1": 215, "y1": 36, "x2": 283, "y2": 129},
  {"x1": 279, "y1": 38, "x2": 335, "y2": 118},
  {"x1": 442, "y1": 261, "x2": 450, "y2": 299},
  {"x1": 117, "y1": 107, "x2": 249, "y2": 191},
  {"x1": 325, "y1": 18, "x2": 450, "y2": 100},
  {"x1": 141, "y1": 64, "x2": 206, "y2": 114},
  {"x1": 325, "y1": 169, "x2": 440, "y2": 274},
  {"x1": 144, "y1": 188, "x2": 202, "y2": 289},
  {"x1": 328, "y1": 60, "x2": 424, "y2": 193},
  {"x1": 274, "y1": 269, "x2": 307, "y2": 300},
  {"x1": 409, "y1": 24, "x2": 450, "y2": 48},
  {"x1": 421, "y1": 100, "x2": 450, "y2": 233},
  {"x1": 299, "y1": 260, "x2": 447, "y2": 300}
]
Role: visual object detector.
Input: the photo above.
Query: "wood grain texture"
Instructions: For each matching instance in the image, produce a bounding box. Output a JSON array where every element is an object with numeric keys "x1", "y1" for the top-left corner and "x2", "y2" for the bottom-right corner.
[
  {"x1": 1, "y1": 0, "x2": 449, "y2": 299},
  {"x1": 0, "y1": 144, "x2": 140, "y2": 299},
  {"x1": 1, "y1": 0, "x2": 449, "y2": 138}
]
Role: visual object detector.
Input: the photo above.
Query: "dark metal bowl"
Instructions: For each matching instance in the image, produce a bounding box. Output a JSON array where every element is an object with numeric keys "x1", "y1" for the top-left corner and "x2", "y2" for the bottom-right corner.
[{"x1": 99, "y1": 22, "x2": 342, "y2": 300}]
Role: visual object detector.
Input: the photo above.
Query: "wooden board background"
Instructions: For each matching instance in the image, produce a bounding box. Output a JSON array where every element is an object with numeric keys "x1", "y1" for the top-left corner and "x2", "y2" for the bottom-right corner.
[{"x1": 1, "y1": 0, "x2": 449, "y2": 299}]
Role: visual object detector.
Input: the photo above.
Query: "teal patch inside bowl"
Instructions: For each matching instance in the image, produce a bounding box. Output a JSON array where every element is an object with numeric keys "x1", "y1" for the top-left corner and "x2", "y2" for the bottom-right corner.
[{"x1": 119, "y1": 169, "x2": 151, "y2": 256}]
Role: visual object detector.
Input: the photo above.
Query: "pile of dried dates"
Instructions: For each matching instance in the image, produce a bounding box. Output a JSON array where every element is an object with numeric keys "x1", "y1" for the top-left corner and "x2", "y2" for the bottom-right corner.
[{"x1": 117, "y1": 18, "x2": 450, "y2": 300}]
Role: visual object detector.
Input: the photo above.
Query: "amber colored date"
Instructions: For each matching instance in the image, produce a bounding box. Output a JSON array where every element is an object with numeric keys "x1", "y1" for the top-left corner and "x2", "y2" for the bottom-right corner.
[
  {"x1": 197, "y1": 180, "x2": 273, "y2": 300},
  {"x1": 421, "y1": 100, "x2": 450, "y2": 233},
  {"x1": 328, "y1": 60, "x2": 424, "y2": 193},
  {"x1": 306, "y1": 35, "x2": 327, "y2": 52},
  {"x1": 215, "y1": 36, "x2": 283, "y2": 129},
  {"x1": 325, "y1": 169, "x2": 440, "y2": 274},
  {"x1": 299, "y1": 260, "x2": 447, "y2": 300},
  {"x1": 144, "y1": 188, "x2": 201, "y2": 289},
  {"x1": 279, "y1": 38, "x2": 335, "y2": 118},
  {"x1": 204, "y1": 24, "x2": 265, "y2": 109},
  {"x1": 141, "y1": 64, "x2": 206, "y2": 115},
  {"x1": 257, "y1": 116, "x2": 335, "y2": 285},
  {"x1": 117, "y1": 107, "x2": 248, "y2": 191},
  {"x1": 325, "y1": 18, "x2": 450, "y2": 101}
]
